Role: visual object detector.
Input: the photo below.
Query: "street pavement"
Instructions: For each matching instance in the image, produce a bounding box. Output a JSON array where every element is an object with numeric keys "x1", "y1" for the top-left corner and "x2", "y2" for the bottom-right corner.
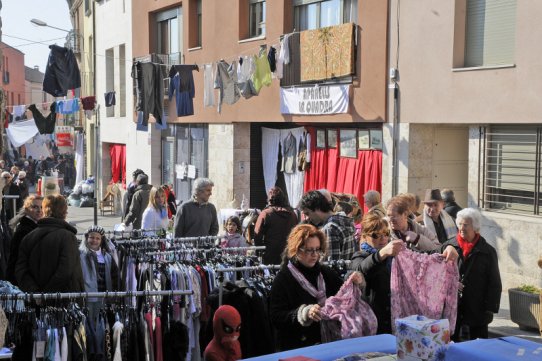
[{"x1": 66, "y1": 205, "x2": 542, "y2": 343}]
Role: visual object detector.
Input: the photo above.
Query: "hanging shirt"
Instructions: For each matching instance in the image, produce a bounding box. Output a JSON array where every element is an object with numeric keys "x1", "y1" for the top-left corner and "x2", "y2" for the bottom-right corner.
[
  {"x1": 252, "y1": 51, "x2": 272, "y2": 94},
  {"x1": 203, "y1": 64, "x2": 216, "y2": 108},
  {"x1": 104, "y1": 92, "x2": 116, "y2": 107},
  {"x1": 390, "y1": 247, "x2": 459, "y2": 333},
  {"x1": 81, "y1": 96, "x2": 96, "y2": 110},
  {"x1": 214, "y1": 60, "x2": 241, "y2": 113},
  {"x1": 43, "y1": 45, "x2": 81, "y2": 97},
  {"x1": 237, "y1": 56, "x2": 258, "y2": 99},
  {"x1": 28, "y1": 102, "x2": 57, "y2": 135},
  {"x1": 168, "y1": 65, "x2": 198, "y2": 116},
  {"x1": 57, "y1": 98, "x2": 80, "y2": 114}
]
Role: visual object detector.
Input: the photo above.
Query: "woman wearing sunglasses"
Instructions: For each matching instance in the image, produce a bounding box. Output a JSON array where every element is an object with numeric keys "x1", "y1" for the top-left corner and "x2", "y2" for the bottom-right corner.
[
  {"x1": 349, "y1": 213, "x2": 402, "y2": 334},
  {"x1": 269, "y1": 224, "x2": 364, "y2": 351},
  {"x1": 6, "y1": 195, "x2": 43, "y2": 286}
]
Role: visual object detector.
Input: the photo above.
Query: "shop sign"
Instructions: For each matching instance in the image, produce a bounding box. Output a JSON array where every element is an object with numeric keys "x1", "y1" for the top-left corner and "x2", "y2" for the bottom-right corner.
[
  {"x1": 56, "y1": 126, "x2": 73, "y2": 147},
  {"x1": 280, "y1": 85, "x2": 350, "y2": 115}
]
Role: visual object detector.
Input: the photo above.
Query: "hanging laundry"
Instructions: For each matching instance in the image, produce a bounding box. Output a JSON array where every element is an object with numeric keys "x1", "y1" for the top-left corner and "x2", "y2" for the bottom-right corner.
[
  {"x1": 300, "y1": 23, "x2": 355, "y2": 82},
  {"x1": 237, "y1": 56, "x2": 258, "y2": 99},
  {"x1": 104, "y1": 92, "x2": 116, "y2": 107},
  {"x1": 297, "y1": 131, "x2": 311, "y2": 172},
  {"x1": 131, "y1": 62, "x2": 165, "y2": 128},
  {"x1": 252, "y1": 50, "x2": 272, "y2": 94},
  {"x1": 28, "y1": 102, "x2": 57, "y2": 135},
  {"x1": 214, "y1": 60, "x2": 241, "y2": 113},
  {"x1": 57, "y1": 98, "x2": 80, "y2": 114},
  {"x1": 43, "y1": 45, "x2": 81, "y2": 97},
  {"x1": 267, "y1": 46, "x2": 277, "y2": 72},
  {"x1": 5, "y1": 119, "x2": 39, "y2": 147},
  {"x1": 81, "y1": 96, "x2": 96, "y2": 111},
  {"x1": 203, "y1": 64, "x2": 216, "y2": 108},
  {"x1": 280, "y1": 33, "x2": 300, "y2": 87},
  {"x1": 12, "y1": 105, "x2": 26, "y2": 119},
  {"x1": 168, "y1": 65, "x2": 198, "y2": 117},
  {"x1": 281, "y1": 131, "x2": 297, "y2": 174}
]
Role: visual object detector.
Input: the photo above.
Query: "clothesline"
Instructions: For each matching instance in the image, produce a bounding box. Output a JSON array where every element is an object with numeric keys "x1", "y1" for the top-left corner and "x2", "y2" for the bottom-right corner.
[{"x1": 4, "y1": 97, "x2": 83, "y2": 111}]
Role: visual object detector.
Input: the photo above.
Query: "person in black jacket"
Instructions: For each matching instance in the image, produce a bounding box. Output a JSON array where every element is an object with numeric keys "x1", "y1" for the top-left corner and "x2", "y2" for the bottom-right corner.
[
  {"x1": 254, "y1": 187, "x2": 299, "y2": 264},
  {"x1": 1, "y1": 171, "x2": 22, "y2": 220},
  {"x1": 349, "y1": 213, "x2": 403, "y2": 334},
  {"x1": 15, "y1": 194, "x2": 84, "y2": 292},
  {"x1": 441, "y1": 188, "x2": 463, "y2": 220},
  {"x1": 5, "y1": 195, "x2": 44, "y2": 285},
  {"x1": 269, "y1": 224, "x2": 363, "y2": 351},
  {"x1": 451, "y1": 208, "x2": 502, "y2": 341}
]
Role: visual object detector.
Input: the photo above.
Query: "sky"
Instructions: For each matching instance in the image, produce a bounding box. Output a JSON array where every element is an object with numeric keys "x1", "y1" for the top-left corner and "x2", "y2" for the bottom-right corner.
[{"x1": 2, "y1": 0, "x2": 72, "y2": 71}]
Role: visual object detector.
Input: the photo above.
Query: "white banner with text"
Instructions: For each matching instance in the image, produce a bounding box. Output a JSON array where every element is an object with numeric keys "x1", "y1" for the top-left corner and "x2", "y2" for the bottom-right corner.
[{"x1": 280, "y1": 85, "x2": 350, "y2": 115}]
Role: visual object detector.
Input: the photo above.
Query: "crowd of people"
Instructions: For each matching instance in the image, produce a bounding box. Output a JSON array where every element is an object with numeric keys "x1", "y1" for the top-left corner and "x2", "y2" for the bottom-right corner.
[{"x1": 1, "y1": 165, "x2": 503, "y2": 357}]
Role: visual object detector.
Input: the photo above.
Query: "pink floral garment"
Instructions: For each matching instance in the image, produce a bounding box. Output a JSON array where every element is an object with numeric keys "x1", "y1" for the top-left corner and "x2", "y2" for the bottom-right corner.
[
  {"x1": 320, "y1": 274, "x2": 377, "y2": 341},
  {"x1": 390, "y1": 248, "x2": 459, "y2": 333}
]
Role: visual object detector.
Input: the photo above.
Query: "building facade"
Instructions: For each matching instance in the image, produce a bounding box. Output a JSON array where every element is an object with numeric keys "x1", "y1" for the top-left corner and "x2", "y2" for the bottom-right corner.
[
  {"x1": 384, "y1": 0, "x2": 542, "y2": 289},
  {"x1": 1, "y1": 42, "x2": 25, "y2": 108},
  {"x1": 25, "y1": 66, "x2": 55, "y2": 106},
  {"x1": 130, "y1": 0, "x2": 388, "y2": 211}
]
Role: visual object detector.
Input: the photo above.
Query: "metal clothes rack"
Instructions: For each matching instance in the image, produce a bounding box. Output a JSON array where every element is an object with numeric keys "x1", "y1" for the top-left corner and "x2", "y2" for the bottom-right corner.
[
  {"x1": 114, "y1": 235, "x2": 220, "y2": 246},
  {"x1": 0, "y1": 289, "x2": 192, "y2": 301},
  {"x1": 146, "y1": 246, "x2": 266, "y2": 257},
  {"x1": 216, "y1": 264, "x2": 281, "y2": 305}
]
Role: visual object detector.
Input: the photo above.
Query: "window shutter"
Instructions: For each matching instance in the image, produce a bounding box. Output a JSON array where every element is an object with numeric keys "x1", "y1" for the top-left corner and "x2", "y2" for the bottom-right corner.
[{"x1": 465, "y1": 0, "x2": 516, "y2": 67}]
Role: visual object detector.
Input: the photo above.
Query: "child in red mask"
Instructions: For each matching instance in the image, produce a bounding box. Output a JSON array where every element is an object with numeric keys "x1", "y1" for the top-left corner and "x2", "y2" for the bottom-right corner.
[{"x1": 204, "y1": 305, "x2": 242, "y2": 361}]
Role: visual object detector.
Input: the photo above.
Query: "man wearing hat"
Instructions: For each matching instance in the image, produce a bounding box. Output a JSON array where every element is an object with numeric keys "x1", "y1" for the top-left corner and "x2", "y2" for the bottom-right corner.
[{"x1": 422, "y1": 188, "x2": 458, "y2": 244}]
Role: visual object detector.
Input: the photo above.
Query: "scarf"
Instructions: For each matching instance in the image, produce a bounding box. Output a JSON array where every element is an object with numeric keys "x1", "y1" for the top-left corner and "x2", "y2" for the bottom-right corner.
[
  {"x1": 423, "y1": 209, "x2": 458, "y2": 241},
  {"x1": 457, "y1": 233, "x2": 480, "y2": 258},
  {"x1": 287, "y1": 261, "x2": 326, "y2": 306},
  {"x1": 361, "y1": 242, "x2": 393, "y2": 271}
]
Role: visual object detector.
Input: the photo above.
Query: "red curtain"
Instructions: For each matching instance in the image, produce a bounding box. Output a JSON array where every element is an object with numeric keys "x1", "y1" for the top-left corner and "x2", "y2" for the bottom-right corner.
[
  {"x1": 109, "y1": 144, "x2": 126, "y2": 186},
  {"x1": 304, "y1": 127, "x2": 382, "y2": 212}
]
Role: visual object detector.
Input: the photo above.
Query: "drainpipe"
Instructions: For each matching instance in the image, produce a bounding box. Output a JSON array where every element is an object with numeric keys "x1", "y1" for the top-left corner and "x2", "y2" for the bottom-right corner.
[
  {"x1": 93, "y1": 0, "x2": 98, "y2": 225},
  {"x1": 391, "y1": 84, "x2": 399, "y2": 196}
]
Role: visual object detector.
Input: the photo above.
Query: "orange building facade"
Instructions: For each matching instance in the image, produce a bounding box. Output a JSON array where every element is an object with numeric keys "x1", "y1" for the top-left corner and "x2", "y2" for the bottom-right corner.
[{"x1": 1, "y1": 42, "x2": 26, "y2": 107}]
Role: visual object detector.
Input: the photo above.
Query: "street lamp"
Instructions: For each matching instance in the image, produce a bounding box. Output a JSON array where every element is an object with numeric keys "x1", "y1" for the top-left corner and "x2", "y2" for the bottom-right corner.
[{"x1": 30, "y1": 18, "x2": 71, "y2": 33}]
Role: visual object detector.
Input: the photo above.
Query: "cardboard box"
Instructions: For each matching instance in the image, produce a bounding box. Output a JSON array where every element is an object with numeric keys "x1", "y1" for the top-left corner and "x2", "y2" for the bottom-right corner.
[{"x1": 395, "y1": 315, "x2": 450, "y2": 361}]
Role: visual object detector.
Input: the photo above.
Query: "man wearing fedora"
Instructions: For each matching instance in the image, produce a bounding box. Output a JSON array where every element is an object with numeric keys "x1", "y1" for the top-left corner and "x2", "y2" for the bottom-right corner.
[{"x1": 421, "y1": 188, "x2": 458, "y2": 244}]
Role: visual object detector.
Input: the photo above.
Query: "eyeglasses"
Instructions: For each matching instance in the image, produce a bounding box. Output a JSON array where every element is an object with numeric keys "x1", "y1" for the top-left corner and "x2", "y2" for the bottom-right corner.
[
  {"x1": 299, "y1": 248, "x2": 324, "y2": 257},
  {"x1": 369, "y1": 231, "x2": 391, "y2": 239}
]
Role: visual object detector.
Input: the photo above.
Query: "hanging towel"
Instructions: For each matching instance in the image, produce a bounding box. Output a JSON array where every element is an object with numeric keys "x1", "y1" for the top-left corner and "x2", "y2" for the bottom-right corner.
[
  {"x1": 28, "y1": 102, "x2": 57, "y2": 134},
  {"x1": 104, "y1": 92, "x2": 116, "y2": 107},
  {"x1": 5, "y1": 119, "x2": 39, "y2": 147},
  {"x1": 203, "y1": 64, "x2": 216, "y2": 108}
]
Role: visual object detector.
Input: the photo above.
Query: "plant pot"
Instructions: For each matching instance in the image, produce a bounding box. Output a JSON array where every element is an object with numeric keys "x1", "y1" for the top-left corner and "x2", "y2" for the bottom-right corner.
[{"x1": 508, "y1": 288, "x2": 542, "y2": 332}]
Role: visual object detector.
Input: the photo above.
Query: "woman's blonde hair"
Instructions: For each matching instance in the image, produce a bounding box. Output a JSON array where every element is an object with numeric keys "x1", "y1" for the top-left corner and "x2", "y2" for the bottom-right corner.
[
  {"x1": 361, "y1": 212, "x2": 390, "y2": 240},
  {"x1": 43, "y1": 194, "x2": 68, "y2": 219},
  {"x1": 148, "y1": 187, "x2": 166, "y2": 211},
  {"x1": 283, "y1": 224, "x2": 327, "y2": 261},
  {"x1": 9, "y1": 195, "x2": 43, "y2": 229}
]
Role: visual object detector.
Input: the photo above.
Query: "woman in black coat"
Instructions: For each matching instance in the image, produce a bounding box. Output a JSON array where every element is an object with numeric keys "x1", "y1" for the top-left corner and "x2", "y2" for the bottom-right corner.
[
  {"x1": 269, "y1": 224, "x2": 363, "y2": 351},
  {"x1": 5, "y1": 195, "x2": 43, "y2": 285},
  {"x1": 349, "y1": 213, "x2": 402, "y2": 334},
  {"x1": 452, "y1": 208, "x2": 502, "y2": 341},
  {"x1": 15, "y1": 194, "x2": 84, "y2": 293}
]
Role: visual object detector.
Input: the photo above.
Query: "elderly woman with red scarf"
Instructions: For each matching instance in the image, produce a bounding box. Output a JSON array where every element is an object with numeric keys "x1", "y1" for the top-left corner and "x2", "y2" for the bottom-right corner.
[{"x1": 452, "y1": 208, "x2": 502, "y2": 341}]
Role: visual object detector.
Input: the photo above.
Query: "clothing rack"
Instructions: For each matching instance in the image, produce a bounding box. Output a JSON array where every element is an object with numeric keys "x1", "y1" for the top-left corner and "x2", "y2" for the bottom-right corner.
[
  {"x1": 114, "y1": 235, "x2": 220, "y2": 245},
  {"x1": 0, "y1": 289, "x2": 192, "y2": 301},
  {"x1": 146, "y1": 246, "x2": 265, "y2": 256},
  {"x1": 216, "y1": 264, "x2": 281, "y2": 305}
]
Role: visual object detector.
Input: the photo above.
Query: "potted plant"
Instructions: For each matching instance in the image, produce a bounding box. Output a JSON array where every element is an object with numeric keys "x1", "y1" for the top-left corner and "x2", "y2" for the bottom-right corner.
[{"x1": 509, "y1": 285, "x2": 542, "y2": 332}]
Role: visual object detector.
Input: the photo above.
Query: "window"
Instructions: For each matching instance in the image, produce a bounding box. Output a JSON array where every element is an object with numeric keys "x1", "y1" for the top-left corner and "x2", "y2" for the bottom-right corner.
[
  {"x1": 188, "y1": 0, "x2": 201, "y2": 48},
  {"x1": 84, "y1": 0, "x2": 91, "y2": 16},
  {"x1": 294, "y1": 0, "x2": 357, "y2": 31},
  {"x1": 482, "y1": 126, "x2": 541, "y2": 215},
  {"x1": 119, "y1": 44, "x2": 126, "y2": 117},
  {"x1": 249, "y1": 0, "x2": 266, "y2": 38},
  {"x1": 105, "y1": 48, "x2": 114, "y2": 117},
  {"x1": 156, "y1": 8, "x2": 181, "y2": 54},
  {"x1": 197, "y1": 0, "x2": 202, "y2": 46},
  {"x1": 464, "y1": 0, "x2": 516, "y2": 67}
]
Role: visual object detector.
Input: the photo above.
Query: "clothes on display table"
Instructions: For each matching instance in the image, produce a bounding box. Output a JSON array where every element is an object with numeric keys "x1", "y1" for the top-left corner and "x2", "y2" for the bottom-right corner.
[
  {"x1": 43, "y1": 45, "x2": 81, "y2": 97},
  {"x1": 240, "y1": 334, "x2": 396, "y2": 361}
]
